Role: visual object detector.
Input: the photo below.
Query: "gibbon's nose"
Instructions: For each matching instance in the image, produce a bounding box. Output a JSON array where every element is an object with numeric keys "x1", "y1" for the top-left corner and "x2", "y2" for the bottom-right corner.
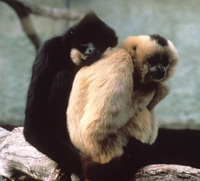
[
  {"x1": 155, "y1": 65, "x2": 166, "y2": 80},
  {"x1": 85, "y1": 43, "x2": 96, "y2": 55},
  {"x1": 158, "y1": 64, "x2": 165, "y2": 76},
  {"x1": 150, "y1": 64, "x2": 166, "y2": 80}
]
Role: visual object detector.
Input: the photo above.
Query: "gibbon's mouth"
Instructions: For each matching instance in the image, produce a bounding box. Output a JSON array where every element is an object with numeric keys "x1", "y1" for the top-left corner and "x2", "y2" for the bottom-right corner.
[
  {"x1": 150, "y1": 71, "x2": 166, "y2": 80},
  {"x1": 85, "y1": 52, "x2": 102, "y2": 61}
]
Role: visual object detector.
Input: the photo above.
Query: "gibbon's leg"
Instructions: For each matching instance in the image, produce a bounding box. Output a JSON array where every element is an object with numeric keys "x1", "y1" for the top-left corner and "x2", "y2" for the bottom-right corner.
[
  {"x1": 147, "y1": 83, "x2": 170, "y2": 110},
  {"x1": 132, "y1": 82, "x2": 156, "y2": 112},
  {"x1": 124, "y1": 82, "x2": 159, "y2": 144},
  {"x1": 124, "y1": 110, "x2": 158, "y2": 144},
  {"x1": 132, "y1": 83, "x2": 168, "y2": 144},
  {"x1": 45, "y1": 71, "x2": 86, "y2": 176},
  {"x1": 124, "y1": 108, "x2": 153, "y2": 143},
  {"x1": 148, "y1": 110, "x2": 159, "y2": 144},
  {"x1": 24, "y1": 70, "x2": 84, "y2": 178},
  {"x1": 122, "y1": 83, "x2": 156, "y2": 144}
]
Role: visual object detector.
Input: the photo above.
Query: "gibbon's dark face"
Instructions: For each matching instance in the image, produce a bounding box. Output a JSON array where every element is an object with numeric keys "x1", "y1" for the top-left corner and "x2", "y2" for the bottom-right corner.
[
  {"x1": 147, "y1": 34, "x2": 169, "y2": 80},
  {"x1": 69, "y1": 12, "x2": 118, "y2": 62},
  {"x1": 147, "y1": 52, "x2": 169, "y2": 80}
]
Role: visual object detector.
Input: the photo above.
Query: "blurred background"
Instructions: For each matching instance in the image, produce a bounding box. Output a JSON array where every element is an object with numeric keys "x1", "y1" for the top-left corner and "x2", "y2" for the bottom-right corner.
[{"x1": 0, "y1": 0, "x2": 200, "y2": 130}]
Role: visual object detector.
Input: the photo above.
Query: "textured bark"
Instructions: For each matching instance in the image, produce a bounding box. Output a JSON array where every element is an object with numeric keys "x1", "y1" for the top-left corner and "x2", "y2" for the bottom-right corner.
[
  {"x1": 0, "y1": 127, "x2": 60, "y2": 180},
  {"x1": 1, "y1": 127, "x2": 200, "y2": 181},
  {"x1": 134, "y1": 164, "x2": 200, "y2": 181}
]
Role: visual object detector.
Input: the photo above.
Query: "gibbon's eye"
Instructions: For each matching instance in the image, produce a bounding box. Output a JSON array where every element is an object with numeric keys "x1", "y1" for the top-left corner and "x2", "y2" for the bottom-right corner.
[
  {"x1": 80, "y1": 43, "x2": 89, "y2": 47},
  {"x1": 79, "y1": 43, "x2": 89, "y2": 53},
  {"x1": 132, "y1": 46, "x2": 137, "y2": 51},
  {"x1": 162, "y1": 55, "x2": 169, "y2": 67},
  {"x1": 148, "y1": 57, "x2": 157, "y2": 66}
]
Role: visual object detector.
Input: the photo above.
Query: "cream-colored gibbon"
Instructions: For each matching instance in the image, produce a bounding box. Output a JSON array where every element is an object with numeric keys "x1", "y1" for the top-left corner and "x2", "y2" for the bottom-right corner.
[{"x1": 67, "y1": 34, "x2": 178, "y2": 164}]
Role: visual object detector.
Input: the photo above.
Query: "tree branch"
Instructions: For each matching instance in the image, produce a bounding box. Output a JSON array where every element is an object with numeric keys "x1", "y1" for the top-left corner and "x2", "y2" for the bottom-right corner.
[
  {"x1": 4, "y1": 0, "x2": 80, "y2": 20},
  {"x1": 0, "y1": 0, "x2": 80, "y2": 50}
]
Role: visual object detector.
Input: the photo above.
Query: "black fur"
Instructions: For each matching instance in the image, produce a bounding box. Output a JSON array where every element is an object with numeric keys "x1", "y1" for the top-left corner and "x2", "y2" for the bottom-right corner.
[
  {"x1": 150, "y1": 128, "x2": 200, "y2": 167},
  {"x1": 23, "y1": 12, "x2": 117, "y2": 179},
  {"x1": 147, "y1": 53, "x2": 169, "y2": 80},
  {"x1": 150, "y1": 34, "x2": 168, "y2": 47}
]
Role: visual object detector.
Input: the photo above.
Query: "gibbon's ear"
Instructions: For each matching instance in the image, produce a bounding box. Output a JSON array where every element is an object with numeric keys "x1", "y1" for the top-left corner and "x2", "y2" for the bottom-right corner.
[{"x1": 70, "y1": 48, "x2": 86, "y2": 65}]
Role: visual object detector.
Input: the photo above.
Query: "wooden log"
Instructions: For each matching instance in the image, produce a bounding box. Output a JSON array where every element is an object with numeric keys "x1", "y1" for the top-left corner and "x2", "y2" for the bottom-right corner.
[
  {"x1": 1, "y1": 127, "x2": 200, "y2": 181},
  {"x1": 134, "y1": 164, "x2": 200, "y2": 181},
  {"x1": 0, "y1": 127, "x2": 60, "y2": 180}
]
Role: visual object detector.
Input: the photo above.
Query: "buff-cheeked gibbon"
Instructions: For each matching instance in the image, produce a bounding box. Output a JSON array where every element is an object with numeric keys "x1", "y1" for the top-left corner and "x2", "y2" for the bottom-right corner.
[{"x1": 67, "y1": 34, "x2": 178, "y2": 164}]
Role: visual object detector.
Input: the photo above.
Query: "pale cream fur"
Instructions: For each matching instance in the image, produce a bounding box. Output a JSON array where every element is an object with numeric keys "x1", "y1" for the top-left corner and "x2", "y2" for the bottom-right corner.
[
  {"x1": 67, "y1": 35, "x2": 178, "y2": 164},
  {"x1": 70, "y1": 48, "x2": 86, "y2": 65},
  {"x1": 67, "y1": 48, "x2": 136, "y2": 163}
]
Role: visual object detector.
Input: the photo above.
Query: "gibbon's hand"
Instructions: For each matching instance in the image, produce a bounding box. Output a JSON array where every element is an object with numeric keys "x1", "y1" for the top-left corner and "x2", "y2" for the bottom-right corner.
[
  {"x1": 147, "y1": 83, "x2": 170, "y2": 110},
  {"x1": 132, "y1": 82, "x2": 157, "y2": 110}
]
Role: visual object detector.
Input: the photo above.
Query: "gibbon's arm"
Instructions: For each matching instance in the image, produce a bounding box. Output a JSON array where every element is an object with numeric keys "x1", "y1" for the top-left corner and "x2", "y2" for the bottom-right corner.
[
  {"x1": 147, "y1": 83, "x2": 170, "y2": 110},
  {"x1": 24, "y1": 37, "x2": 83, "y2": 176},
  {"x1": 132, "y1": 82, "x2": 156, "y2": 112}
]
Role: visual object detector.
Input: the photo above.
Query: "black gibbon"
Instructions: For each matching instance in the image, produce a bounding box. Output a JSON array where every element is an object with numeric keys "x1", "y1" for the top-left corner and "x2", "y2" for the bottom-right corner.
[
  {"x1": 23, "y1": 12, "x2": 118, "y2": 179},
  {"x1": 67, "y1": 35, "x2": 178, "y2": 164}
]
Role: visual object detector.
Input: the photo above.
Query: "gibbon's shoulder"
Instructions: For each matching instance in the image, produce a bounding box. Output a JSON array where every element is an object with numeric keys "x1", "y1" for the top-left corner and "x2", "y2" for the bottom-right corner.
[{"x1": 38, "y1": 36, "x2": 64, "y2": 54}]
